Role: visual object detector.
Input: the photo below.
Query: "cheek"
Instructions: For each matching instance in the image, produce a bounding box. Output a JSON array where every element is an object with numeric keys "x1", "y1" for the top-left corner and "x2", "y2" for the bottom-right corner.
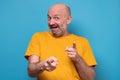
[
  {"x1": 58, "y1": 21, "x2": 66, "y2": 26},
  {"x1": 61, "y1": 21, "x2": 67, "y2": 27}
]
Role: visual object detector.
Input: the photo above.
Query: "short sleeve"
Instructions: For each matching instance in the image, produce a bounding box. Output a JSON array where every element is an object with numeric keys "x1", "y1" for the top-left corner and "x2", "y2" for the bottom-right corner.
[
  {"x1": 24, "y1": 33, "x2": 41, "y2": 59},
  {"x1": 82, "y1": 39, "x2": 97, "y2": 67}
]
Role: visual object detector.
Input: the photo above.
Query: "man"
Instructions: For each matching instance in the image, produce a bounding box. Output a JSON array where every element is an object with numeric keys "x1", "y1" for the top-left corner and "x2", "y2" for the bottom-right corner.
[{"x1": 25, "y1": 3, "x2": 97, "y2": 80}]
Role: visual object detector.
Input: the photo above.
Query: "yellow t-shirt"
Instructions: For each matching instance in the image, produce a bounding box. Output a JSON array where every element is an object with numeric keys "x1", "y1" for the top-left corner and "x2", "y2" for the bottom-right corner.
[{"x1": 25, "y1": 31, "x2": 97, "y2": 80}]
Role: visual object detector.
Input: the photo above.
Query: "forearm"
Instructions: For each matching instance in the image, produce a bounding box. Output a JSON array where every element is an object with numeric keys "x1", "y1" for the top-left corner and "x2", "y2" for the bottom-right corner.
[
  {"x1": 73, "y1": 56, "x2": 96, "y2": 80},
  {"x1": 28, "y1": 62, "x2": 45, "y2": 77}
]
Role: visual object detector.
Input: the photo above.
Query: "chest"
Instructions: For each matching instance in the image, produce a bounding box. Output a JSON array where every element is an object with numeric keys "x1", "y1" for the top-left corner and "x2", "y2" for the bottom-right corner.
[{"x1": 39, "y1": 38, "x2": 84, "y2": 61}]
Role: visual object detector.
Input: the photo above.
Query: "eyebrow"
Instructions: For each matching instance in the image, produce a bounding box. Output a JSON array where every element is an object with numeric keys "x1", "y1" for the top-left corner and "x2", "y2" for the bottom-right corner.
[{"x1": 47, "y1": 14, "x2": 60, "y2": 17}]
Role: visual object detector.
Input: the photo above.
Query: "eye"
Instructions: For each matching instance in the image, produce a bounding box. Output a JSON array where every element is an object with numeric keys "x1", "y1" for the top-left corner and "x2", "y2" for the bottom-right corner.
[
  {"x1": 48, "y1": 16, "x2": 51, "y2": 21},
  {"x1": 54, "y1": 17, "x2": 60, "y2": 21}
]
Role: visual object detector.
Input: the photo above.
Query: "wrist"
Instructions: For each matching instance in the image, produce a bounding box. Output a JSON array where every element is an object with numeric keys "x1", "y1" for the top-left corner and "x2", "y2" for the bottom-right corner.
[
  {"x1": 37, "y1": 62, "x2": 46, "y2": 72},
  {"x1": 73, "y1": 55, "x2": 81, "y2": 63},
  {"x1": 73, "y1": 58, "x2": 80, "y2": 63}
]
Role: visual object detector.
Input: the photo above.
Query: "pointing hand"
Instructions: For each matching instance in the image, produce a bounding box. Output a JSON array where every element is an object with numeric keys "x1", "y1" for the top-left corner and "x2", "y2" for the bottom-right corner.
[{"x1": 44, "y1": 56, "x2": 58, "y2": 72}]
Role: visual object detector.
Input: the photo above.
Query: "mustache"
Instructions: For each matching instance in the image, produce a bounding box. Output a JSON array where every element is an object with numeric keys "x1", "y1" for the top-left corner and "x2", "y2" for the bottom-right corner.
[{"x1": 49, "y1": 24, "x2": 59, "y2": 28}]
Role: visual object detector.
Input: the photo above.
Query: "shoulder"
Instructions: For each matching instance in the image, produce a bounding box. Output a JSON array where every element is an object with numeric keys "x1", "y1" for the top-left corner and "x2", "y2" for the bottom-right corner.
[
  {"x1": 34, "y1": 31, "x2": 48, "y2": 35},
  {"x1": 30, "y1": 31, "x2": 49, "y2": 40},
  {"x1": 71, "y1": 34, "x2": 91, "y2": 47},
  {"x1": 72, "y1": 34, "x2": 88, "y2": 42},
  {"x1": 72, "y1": 34, "x2": 91, "y2": 49},
  {"x1": 32, "y1": 31, "x2": 49, "y2": 37}
]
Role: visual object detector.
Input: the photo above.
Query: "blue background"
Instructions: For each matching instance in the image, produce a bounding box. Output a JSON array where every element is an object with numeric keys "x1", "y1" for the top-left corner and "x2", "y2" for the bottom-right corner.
[{"x1": 0, "y1": 0, "x2": 119, "y2": 80}]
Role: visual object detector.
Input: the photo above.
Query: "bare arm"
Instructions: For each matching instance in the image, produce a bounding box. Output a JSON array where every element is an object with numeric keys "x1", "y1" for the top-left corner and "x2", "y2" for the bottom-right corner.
[
  {"x1": 73, "y1": 56, "x2": 96, "y2": 80},
  {"x1": 27, "y1": 55, "x2": 58, "y2": 77},
  {"x1": 65, "y1": 42, "x2": 96, "y2": 80},
  {"x1": 27, "y1": 55, "x2": 45, "y2": 77}
]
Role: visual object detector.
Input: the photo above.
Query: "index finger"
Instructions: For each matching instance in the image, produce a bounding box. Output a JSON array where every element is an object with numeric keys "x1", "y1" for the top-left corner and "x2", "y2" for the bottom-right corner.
[{"x1": 46, "y1": 60, "x2": 53, "y2": 65}]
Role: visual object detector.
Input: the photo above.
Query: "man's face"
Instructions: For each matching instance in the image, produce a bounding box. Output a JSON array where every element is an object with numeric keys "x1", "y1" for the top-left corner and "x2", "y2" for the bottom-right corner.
[{"x1": 47, "y1": 6, "x2": 70, "y2": 37}]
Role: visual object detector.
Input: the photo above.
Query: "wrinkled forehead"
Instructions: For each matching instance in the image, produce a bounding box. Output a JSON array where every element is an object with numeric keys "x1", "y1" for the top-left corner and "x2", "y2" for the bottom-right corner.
[{"x1": 48, "y1": 4, "x2": 68, "y2": 17}]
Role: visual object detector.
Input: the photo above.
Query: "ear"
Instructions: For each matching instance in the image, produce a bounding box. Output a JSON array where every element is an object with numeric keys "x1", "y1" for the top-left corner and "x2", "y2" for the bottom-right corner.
[{"x1": 67, "y1": 16, "x2": 72, "y2": 24}]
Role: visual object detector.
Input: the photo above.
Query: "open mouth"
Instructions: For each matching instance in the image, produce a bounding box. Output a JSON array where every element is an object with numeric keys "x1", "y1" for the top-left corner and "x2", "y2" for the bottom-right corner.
[
  {"x1": 50, "y1": 26, "x2": 58, "y2": 29},
  {"x1": 50, "y1": 25, "x2": 59, "y2": 32},
  {"x1": 50, "y1": 27, "x2": 58, "y2": 33}
]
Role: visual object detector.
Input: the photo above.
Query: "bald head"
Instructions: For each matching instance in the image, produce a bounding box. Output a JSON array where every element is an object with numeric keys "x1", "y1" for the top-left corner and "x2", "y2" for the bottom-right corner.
[{"x1": 48, "y1": 3, "x2": 71, "y2": 16}]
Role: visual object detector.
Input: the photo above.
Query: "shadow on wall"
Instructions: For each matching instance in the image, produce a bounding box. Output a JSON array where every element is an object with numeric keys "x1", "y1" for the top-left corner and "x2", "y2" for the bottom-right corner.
[{"x1": 68, "y1": 21, "x2": 85, "y2": 36}]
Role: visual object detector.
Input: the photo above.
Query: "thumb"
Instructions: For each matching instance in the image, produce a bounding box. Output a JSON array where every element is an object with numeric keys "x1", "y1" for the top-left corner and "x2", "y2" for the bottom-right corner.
[{"x1": 73, "y1": 42, "x2": 76, "y2": 49}]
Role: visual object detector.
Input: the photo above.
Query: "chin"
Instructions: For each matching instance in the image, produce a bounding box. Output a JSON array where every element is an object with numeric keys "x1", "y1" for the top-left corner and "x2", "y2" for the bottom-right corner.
[
  {"x1": 52, "y1": 33, "x2": 63, "y2": 37},
  {"x1": 50, "y1": 29, "x2": 64, "y2": 37}
]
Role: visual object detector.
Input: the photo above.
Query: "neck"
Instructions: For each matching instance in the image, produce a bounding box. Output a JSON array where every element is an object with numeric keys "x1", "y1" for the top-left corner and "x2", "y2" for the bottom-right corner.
[{"x1": 63, "y1": 31, "x2": 70, "y2": 36}]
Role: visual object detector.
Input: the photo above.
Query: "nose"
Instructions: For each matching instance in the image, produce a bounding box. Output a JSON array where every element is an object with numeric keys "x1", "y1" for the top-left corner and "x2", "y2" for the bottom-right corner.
[{"x1": 49, "y1": 19, "x2": 55, "y2": 25}]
